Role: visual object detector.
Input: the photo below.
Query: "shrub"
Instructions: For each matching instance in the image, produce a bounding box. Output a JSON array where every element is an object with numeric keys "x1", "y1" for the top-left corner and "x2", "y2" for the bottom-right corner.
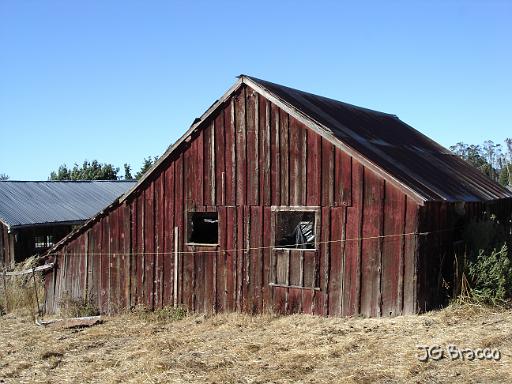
[
  {"x1": 466, "y1": 244, "x2": 512, "y2": 306},
  {"x1": 460, "y1": 215, "x2": 512, "y2": 306}
]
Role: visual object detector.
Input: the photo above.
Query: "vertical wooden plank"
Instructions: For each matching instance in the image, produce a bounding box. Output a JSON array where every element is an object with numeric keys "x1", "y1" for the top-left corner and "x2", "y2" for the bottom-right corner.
[
  {"x1": 314, "y1": 207, "x2": 330, "y2": 316},
  {"x1": 163, "y1": 163, "x2": 175, "y2": 306},
  {"x1": 288, "y1": 249, "x2": 302, "y2": 314},
  {"x1": 144, "y1": 183, "x2": 155, "y2": 310},
  {"x1": 235, "y1": 87, "x2": 247, "y2": 206},
  {"x1": 215, "y1": 110, "x2": 226, "y2": 206},
  {"x1": 262, "y1": 207, "x2": 272, "y2": 312},
  {"x1": 100, "y1": 217, "x2": 109, "y2": 313},
  {"x1": 203, "y1": 121, "x2": 215, "y2": 207},
  {"x1": 224, "y1": 98, "x2": 236, "y2": 205},
  {"x1": 306, "y1": 130, "x2": 321, "y2": 206},
  {"x1": 260, "y1": 96, "x2": 271, "y2": 206},
  {"x1": 328, "y1": 206, "x2": 346, "y2": 316},
  {"x1": 272, "y1": 250, "x2": 288, "y2": 314},
  {"x1": 382, "y1": 183, "x2": 406, "y2": 317},
  {"x1": 334, "y1": 150, "x2": 352, "y2": 206},
  {"x1": 243, "y1": 206, "x2": 251, "y2": 312},
  {"x1": 236, "y1": 206, "x2": 244, "y2": 311},
  {"x1": 225, "y1": 207, "x2": 236, "y2": 311},
  {"x1": 131, "y1": 197, "x2": 141, "y2": 306},
  {"x1": 360, "y1": 170, "x2": 384, "y2": 317},
  {"x1": 403, "y1": 197, "x2": 419, "y2": 314},
  {"x1": 280, "y1": 110, "x2": 290, "y2": 206},
  {"x1": 246, "y1": 87, "x2": 259, "y2": 205},
  {"x1": 249, "y1": 206, "x2": 263, "y2": 313},
  {"x1": 156, "y1": 173, "x2": 165, "y2": 309},
  {"x1": 271, "y1": 103, "x2": 281, "y2": 206},
  {"x1": 109, "y1": 208, "x2": 119, "y2": 312},
  {"x1": 343, "y1": 160, "x2": 364, "y2": 316},
  {"x1": 289, "y1": 117, "x2": 302, "y2": 206},
  {"x1": 199, "y1": 249, "x2": 209, "y2": 314},
  {"x1": 217, "y1": 207, "x2": 227, "y2": 312},
  {"x1": 123, "y1": 202, "x2": 132, "y2": 309},
  {"x1": 196, "y1": 131, "x2": 204, "y2": 208},
  {"x1": 175, "y1": 154, "x2": 185, "y2": 306},
  {"x1": 321, "y1": 139, "x2": 334, "y2": 207}
]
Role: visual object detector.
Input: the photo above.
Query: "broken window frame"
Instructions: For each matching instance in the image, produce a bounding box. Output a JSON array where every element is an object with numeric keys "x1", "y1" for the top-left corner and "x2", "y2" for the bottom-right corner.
[
  {"x1": 272, "y1": 206, "x2": 319, "y2": 251},
  {"x1": 270, "y1": 206, "x2": 320, "y2": 290},
  {"x1": 185, "y1": 210, "x2": 219, "y2": 247}
]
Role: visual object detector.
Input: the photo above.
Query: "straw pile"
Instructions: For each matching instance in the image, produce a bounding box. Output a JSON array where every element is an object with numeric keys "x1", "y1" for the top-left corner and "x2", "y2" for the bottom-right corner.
[{"x1": 0, "y1": 304, "x2": 511, "y2": 383}]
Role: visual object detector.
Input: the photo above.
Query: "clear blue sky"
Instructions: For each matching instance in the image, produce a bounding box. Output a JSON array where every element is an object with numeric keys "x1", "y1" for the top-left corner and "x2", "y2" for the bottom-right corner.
[{"x1": 1, "y1": 1, "x2": 511, "y2": 180}]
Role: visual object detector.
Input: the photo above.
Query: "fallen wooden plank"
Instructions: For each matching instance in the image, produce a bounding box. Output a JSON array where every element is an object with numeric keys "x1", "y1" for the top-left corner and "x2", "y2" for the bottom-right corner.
[
  {"x1": 36, "y1": 315, "x2": 102, "y2": 329},
  {"x1": 5, "y1": 263, "x2": 55, "y2": 277}
]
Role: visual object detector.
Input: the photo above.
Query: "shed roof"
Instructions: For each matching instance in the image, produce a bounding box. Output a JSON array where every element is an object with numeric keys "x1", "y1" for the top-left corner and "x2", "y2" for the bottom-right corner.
[{"x1": 0, "y1": 181, "x2": 136, "y2": 230}]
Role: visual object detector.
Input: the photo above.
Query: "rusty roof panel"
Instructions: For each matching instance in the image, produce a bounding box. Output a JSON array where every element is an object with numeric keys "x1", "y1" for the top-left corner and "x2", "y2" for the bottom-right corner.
[{"x1": 246, "y1": 76, "x2": 512, "y2": 202}]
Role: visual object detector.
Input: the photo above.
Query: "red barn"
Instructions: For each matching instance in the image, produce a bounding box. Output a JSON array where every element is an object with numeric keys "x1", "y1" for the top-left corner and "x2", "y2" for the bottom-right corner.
[{"x1": 43, "y1": 76, "x2": 512, "y2": 317}]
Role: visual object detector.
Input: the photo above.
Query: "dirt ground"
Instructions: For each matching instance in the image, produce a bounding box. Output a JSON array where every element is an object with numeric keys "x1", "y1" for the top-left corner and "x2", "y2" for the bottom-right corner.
[{"x1": 0, "y1": 304, "x2": 511, "y2": 383}]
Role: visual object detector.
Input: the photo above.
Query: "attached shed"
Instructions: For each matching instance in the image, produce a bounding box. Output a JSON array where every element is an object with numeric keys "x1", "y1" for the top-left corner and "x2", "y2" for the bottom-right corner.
[
  {"x1": 0, "y1": 181, "x2": 136, "y2": 267},
  {"x1": 43, "y1": 76, "x2": 512, "y2": 317}
]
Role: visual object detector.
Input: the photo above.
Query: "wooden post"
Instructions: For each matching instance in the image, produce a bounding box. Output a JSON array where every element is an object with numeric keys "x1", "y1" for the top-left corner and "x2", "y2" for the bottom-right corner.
[
  {"x1": 174, "y1": 227, "x2": 178, "y2": 308},
  {"x1": 2, "y1": 268, "x2": 9, "y2": 313},
  {"x1": 32, "y1": 267, "x2": 41, "y2": 316}
]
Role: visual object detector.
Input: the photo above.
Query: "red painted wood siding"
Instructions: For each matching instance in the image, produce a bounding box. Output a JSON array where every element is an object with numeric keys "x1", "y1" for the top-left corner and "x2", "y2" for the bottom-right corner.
[{"x1": 45, "y1": 84, "x2": 426, "y2": 317}]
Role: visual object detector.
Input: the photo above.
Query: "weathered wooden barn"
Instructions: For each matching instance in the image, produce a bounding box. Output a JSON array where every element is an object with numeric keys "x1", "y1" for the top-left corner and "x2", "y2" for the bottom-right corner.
[
  {"x1": 0, "y1": 181, "x2": 135, "y2": 267},
  {"x1": 43, "y1": 76, "x2": 512, "y2": 317}
]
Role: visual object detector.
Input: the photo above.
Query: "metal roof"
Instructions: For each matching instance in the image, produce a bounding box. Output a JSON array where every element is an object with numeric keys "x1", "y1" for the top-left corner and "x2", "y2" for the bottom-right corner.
[
  {"x1": 244, "y1": 76, "x2": 512, "y2": 202},
  {"x1": 0, "y1": 181, "x2": 136, "y2": 230}
]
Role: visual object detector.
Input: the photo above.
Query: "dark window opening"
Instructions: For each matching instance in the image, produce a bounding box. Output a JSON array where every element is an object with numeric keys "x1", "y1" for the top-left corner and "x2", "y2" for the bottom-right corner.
[
  {"x1": 34, "y1": 235, "x2": 54, "y2": 249},
  {"x1": 187, "y1": 212, "x2": 219, "y2": 245},
  {"x1": 275, "y1": 211, "x2": 316, "y2": 249}
]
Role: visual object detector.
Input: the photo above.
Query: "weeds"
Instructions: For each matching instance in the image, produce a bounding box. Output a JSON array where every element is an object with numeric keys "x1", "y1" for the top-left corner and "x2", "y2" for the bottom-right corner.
[
  {"x1": 132, "y1": 304, "x2": 188, "y2": 322},
  {"x1": 58, "y1": 293, "x2": 99, "y2": 318}
]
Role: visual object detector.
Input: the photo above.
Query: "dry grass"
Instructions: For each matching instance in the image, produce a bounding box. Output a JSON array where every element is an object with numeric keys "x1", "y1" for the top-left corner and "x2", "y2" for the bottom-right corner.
[
  {"x1": 0, "y1": 304, "x2": 511, "y2": 383},
  {"x1": 0, "y1": 257, "x2": 44, "y2": 320}
]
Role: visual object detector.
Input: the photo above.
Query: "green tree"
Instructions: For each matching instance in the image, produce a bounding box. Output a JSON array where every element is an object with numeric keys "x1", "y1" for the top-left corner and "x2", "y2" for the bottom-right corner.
[
  {"x1": 449, "y1": 142, "x2": 490, "y2": 173},
  {"x1": 135, "y1": 156, "x2": 159, "y2": 180},
  {"x1": 499, "y1": 166, "x2": 509, "y2": 187},
  {"x1": 49, "y1": 160, "x2": 119, "y2": 180},
  {"x1": 124, "y1": 163, "x2": 134, "y2": 180},
  {"x1": 0, "y1": 173, "x2": 9, "y2": 181}
]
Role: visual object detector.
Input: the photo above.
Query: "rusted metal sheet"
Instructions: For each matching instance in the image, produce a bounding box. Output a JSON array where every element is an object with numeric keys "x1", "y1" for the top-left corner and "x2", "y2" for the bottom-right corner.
[
  {"x1": 243, "y1": 76, "x2": 512, "y2": 203},
  {"x1": 43, "y1": 79, "x2": 512, "y2": 319}
]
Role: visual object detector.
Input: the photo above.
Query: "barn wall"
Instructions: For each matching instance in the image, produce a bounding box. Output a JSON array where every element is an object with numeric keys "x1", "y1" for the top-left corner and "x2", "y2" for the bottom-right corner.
[{"x1": 45, "y1": 84, "x2": 421, "y2": 316}]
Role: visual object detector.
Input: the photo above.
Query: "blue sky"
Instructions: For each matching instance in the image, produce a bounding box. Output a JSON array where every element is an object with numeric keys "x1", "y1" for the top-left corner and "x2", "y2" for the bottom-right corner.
[{"x1": 0, "y1": 1, "x2": 511, "y2": 180}]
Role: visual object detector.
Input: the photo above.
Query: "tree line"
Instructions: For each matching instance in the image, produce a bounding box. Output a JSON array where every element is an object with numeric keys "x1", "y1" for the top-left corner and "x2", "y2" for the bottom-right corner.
[
  {"x1": 47, "y1": 156, "x2": 159, "y2": 181},
  {"x1": 2, "y1": 139, "x2": 512, "y2": 184},
  {"x1": 450, "y1": 139, "x2": 512, "y2": 187}
]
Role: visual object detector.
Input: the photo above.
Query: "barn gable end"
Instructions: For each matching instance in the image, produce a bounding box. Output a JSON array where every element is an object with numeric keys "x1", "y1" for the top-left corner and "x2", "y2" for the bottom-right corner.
[{"x1": 44, "y1": 77, "x2": 512, "y2": 317}]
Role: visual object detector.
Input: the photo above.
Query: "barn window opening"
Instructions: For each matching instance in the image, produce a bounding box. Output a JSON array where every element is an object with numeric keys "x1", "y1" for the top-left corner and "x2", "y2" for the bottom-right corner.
[
  {"x1": 187, "y1": 212, "x2": 219, "y2": 245},
  {"x1": 34, "y1": 235, "x2": 54, "y2": 249},
  {"x1": 275, "y1": 211, "x2": 316, "y2": 249}
]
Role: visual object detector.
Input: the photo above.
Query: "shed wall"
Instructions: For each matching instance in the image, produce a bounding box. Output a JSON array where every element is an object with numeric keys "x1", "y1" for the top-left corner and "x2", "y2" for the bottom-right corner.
[
  {"x1": 0, "y1": 222, "x2": 14, "y2": 269},
  {"x1": 45, "y1": 84, "x2": 421, "y2": 316}
]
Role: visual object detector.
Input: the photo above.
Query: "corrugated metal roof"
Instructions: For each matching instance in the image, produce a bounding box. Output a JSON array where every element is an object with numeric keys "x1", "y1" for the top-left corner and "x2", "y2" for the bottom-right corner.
[
  {"x1": 245, "y1": 76, "x2": 512, "y2": 202},
  {"x1": 0, "y1": 181, "x2": 136, "y2": 229}
]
